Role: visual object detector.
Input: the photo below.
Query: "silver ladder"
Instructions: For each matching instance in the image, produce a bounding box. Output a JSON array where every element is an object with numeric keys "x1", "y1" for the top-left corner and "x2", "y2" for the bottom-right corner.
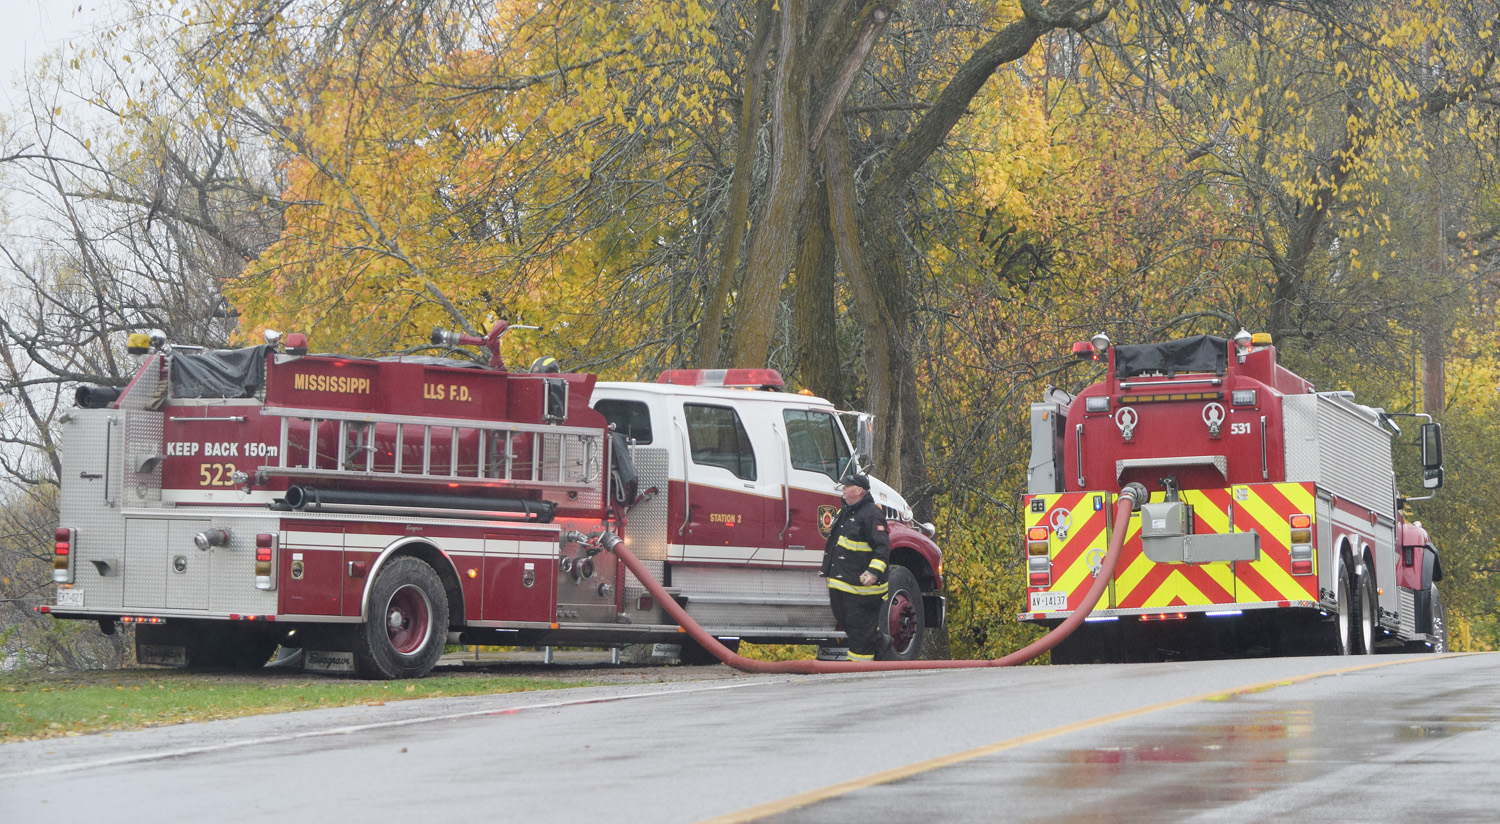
[{"x1": 260, "y1": 405, "x2": 604, "y2": 498}]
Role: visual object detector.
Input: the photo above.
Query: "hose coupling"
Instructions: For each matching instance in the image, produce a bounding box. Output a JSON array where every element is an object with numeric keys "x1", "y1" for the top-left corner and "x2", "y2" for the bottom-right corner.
[{"x1": 1120, "y1": 482, "x2": 1150, "y2": 511}]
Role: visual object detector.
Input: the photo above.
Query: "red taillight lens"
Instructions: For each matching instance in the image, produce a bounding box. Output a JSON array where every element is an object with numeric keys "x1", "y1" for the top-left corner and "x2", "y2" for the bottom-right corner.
[
  {"x1": 1027, "y1": 526, "x2": 1050, "y2": 542},
  {"x1": 1291, "y1": 560, "x2": 1314, "y2": 575},
  {"x1": 255, "y1": 533, "x2": 278, "y2": 591},
  {"x1": 53, "y1": 527, "x2": 75, "y2": 583},
  {"x1": 1289, "y1": 514, "x2": 1311, "y2": 529},
  {"x1": 1029, "y1": 572, "x2": 1051, "y2": 586}
]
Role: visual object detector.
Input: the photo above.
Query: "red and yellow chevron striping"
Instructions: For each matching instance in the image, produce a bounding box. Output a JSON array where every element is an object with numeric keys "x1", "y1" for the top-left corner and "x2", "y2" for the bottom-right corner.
[{"x1": 1024, "y1": 483, "x2": 1317, "y2": 615}]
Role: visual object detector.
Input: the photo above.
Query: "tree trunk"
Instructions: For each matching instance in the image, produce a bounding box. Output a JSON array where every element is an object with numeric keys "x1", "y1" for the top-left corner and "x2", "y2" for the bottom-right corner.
[
  {"x1": 792, "y1": 180, "x2": 844, "y2": 406},
  {"x1": 697, "y1": 0, "x2": 775, "y2": 367},
  {"x1": 825, "y1": 122, "x2": 896, "y2": 477},
  {"x1": 729, "y1": 0, "x2": 813, "y2": 367}
]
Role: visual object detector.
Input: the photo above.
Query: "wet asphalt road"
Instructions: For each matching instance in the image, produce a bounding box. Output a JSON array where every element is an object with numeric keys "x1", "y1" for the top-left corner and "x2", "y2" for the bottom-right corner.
[{"x1": 3, "y1": 652, "x2": 1498, "y2": 823}]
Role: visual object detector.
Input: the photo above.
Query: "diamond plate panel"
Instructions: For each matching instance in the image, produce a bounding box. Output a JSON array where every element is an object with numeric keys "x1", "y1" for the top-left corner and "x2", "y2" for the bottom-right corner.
[
  {"x1": 670, "y1": 566, "x2": 835, "y2": 630},
  {"x1": 622, "y1": 447, "x2": 669, "y2": 621},
  {"x1": 1282, "y1": 395, "x2": 1319, "y2": 482},
  {"x1": 684, "y1": 603, "x2": 835, "y2": 631},
  {"x1": 624, "y1": 447, "x2": 669, "y2": 561},
  {"x1": 118, "y1": 354, "x2": 166, "y2": 410},
  {"x1": 124, "y1": 409, "x2": 164, "y2": 506},
  {"x1": 206, "y1": 515, "x2": 281, "y2": 614},
  {"x1": 164, "y1": 520, "x2": 211, "y2": 610},
  {"x1": 123, "y1": 519, "x2": 169, "y2": 609},
  {"x1": 58, "y1": 410, "x2": 126, "y2": 610}
]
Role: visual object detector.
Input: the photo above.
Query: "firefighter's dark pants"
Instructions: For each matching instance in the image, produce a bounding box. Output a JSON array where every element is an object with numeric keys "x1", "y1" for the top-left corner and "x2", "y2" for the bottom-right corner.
[{"x1": 829, "y1": 589, "x2": 893, "y2": 661}]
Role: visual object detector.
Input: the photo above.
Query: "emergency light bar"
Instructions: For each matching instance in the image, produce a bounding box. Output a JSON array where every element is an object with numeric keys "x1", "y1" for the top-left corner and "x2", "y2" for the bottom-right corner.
[
  {"x1": 1118, "y1": 391, "x2": 1223, "y2": 404},
  {"x1": 656, "y1": 369, "x2": 785, "y2": 390}
]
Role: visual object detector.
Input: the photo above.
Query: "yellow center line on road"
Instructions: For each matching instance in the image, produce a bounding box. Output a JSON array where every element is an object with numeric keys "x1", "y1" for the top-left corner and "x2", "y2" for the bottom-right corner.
[{"x1": 701, "y1": 654, "x2": 1477, "y2": 824}]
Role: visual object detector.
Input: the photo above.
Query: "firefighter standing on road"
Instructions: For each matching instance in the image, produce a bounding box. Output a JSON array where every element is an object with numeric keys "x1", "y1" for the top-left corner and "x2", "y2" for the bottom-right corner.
[{"x1": 822, "y1": 473, "x2": 894, "y2": 661}]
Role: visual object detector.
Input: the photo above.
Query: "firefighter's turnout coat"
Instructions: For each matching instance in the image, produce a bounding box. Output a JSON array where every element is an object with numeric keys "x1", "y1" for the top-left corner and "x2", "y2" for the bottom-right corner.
[{"x1": 822, "y1": 495, "x2": 891, "y2": 595}]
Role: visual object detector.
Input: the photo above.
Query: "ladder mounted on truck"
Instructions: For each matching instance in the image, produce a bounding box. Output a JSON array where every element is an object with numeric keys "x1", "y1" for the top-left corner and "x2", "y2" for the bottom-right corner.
[{"x1": 260, "y1": 405, "x2": 604, "y2": 495}]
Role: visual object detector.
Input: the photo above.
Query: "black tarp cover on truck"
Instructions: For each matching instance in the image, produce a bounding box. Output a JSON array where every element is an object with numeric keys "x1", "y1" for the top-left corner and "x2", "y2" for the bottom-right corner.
[
  {"x1": 1114, "y1": 335, "x2": 1229, "y2": 378},
  {"x1": 170, "y1": 346, "x2": 271, "y2": 398}
]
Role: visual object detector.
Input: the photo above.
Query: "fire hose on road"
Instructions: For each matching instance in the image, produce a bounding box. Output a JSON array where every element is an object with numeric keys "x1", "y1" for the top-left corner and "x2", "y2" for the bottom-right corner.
[{"x1": 607, "y1": 485, "x2": 1147, "y2": 673}]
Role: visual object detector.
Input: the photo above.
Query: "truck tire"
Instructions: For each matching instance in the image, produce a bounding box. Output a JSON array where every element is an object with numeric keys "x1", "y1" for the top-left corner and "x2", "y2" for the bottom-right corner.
[
  {"x1": 1300, "y1": 562, "x2": 1355, "y2": 656},
  {"x1": 1428, "y1": 584, "x2": 1448, "y2": 653},
  {"x1": 1354, "y1": 565, "x2": 1378, "y2": 655},
  {"x1": 883, "y1": 566, "x2": 925, "y2": 661},
  {"x1": 354, "y1": 557, "x2": 449, "y2": 679}
]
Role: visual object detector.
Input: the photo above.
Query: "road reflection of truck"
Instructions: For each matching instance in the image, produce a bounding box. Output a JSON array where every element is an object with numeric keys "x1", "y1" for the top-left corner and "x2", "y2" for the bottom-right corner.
[
  {"x1": 41, "y1": 323, "x2": 942, "y2": 678},
  {"x1": 1022, "y1": 331, "x2": 1447, "y2": 662}
]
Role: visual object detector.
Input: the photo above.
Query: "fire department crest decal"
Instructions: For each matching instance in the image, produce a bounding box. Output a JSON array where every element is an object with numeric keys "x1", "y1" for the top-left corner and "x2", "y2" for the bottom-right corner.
[{"x1": 818, "y1": 505, "x2": 839, "y2": 538}]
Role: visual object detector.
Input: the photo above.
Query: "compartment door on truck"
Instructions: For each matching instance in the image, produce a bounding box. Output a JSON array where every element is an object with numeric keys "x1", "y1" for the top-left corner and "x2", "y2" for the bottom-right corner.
[{"x1": 673, "y1": 402, "x2": 782, "y2": 566}]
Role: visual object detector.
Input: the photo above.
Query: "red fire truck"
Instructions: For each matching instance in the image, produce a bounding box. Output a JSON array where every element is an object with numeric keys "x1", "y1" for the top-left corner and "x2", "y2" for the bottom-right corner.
[
  {"x1": 1021, "y1": 331, "x2": 1448, "y2": 662},
  {"x1": 41, "y1": 324, "x2": 943, "y2": 678}
]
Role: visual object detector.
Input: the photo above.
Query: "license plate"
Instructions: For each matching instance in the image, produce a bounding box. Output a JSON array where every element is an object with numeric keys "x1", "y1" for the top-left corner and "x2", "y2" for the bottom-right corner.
[
  {"x1": 1029, "y1": 591, "x2": 1068, "y2": 612},
  {"x1": 56, "y1": 588, "x2": 85, "y2": 608}
]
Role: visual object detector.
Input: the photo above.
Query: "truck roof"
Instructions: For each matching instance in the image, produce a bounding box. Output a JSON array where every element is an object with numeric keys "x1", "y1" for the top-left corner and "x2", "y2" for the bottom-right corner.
[{"x1": 592, "y1": 381, "x2": 837, "y2": 408}]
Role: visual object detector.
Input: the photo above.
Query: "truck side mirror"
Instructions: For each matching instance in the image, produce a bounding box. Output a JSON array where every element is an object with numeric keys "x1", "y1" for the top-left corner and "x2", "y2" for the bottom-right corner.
[
  {"x1": 1420, "y1": 422, "x2": 1443, "y2": 489},
  {"x1": 855, "y1": 413, "x2": 874, "y2": 471}
]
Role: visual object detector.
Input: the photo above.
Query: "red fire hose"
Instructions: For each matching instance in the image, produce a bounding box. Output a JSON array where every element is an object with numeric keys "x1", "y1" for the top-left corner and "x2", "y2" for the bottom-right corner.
[{"x1": 610, "y1": 489, "x2": 1142, "y2": 673}]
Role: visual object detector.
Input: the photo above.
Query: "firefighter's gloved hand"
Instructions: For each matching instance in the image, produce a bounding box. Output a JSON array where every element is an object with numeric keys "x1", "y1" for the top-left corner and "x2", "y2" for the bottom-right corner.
[{"x1": 859, "y1": 571, "x2": 876, "y2": 586}]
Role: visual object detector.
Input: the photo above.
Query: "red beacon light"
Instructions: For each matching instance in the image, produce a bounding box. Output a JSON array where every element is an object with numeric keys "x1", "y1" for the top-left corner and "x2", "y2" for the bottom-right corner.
[
  {"x1": 265, "y1": 329, "x2": 309, "y2": 356},
  {"x1": 1072, "y1": 333, "x2": 1110, "y2": 361},
  {"x1": 656, "y1": 369, "x2": 785, "y2": 391}
]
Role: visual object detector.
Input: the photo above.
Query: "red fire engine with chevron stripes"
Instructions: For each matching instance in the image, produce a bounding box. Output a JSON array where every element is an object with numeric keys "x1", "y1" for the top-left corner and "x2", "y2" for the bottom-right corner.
[{"x1": 1022, "y1": 331, "x2": 1448, "y2": 662}]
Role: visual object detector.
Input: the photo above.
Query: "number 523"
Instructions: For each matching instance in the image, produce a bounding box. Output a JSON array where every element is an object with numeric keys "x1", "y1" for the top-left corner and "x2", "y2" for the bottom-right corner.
[{"x1": 199, "y1": 463, "x2": 238, "y2": 486}]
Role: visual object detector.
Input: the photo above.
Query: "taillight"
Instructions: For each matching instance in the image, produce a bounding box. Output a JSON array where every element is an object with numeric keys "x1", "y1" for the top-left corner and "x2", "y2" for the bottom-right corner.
[
  {"x1": 255, "y1": 533, "x2": 278, "y2": 591},
  {"x1": 1024, "y1": 525, "x2": 1050, "y2": 586},
  {"x1": 1289, "y1": 514, "x2": 1314, "y2": 575},
  {"x1": 53, "y1": 527, "x2": 75, "y2": 584}
]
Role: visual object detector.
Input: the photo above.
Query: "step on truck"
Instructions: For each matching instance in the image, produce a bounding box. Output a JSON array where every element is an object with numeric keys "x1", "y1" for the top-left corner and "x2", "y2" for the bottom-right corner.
[
  {"x1": 1022, "y1": 331, "x2": 1447, "y2": 663},
  {"x1": 41, "y1": 323, "x2": 943, "y2": 678}
]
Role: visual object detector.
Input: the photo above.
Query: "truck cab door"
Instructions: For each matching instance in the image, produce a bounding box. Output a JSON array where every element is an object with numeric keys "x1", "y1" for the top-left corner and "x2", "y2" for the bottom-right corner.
[
  {"x1": 673, "y1": 402, "x2": 781, "y2": 565},
  {"x1": 780, "y1": 408, "x2": 853, "y2": 569}
]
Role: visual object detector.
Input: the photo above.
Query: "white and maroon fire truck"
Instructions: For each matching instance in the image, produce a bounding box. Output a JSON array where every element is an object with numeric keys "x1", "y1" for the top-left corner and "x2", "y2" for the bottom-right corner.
[
  {"x1": 1022, "y1": 331, "x2": 1447, "y2": 662},
  {"x1": 42, "y1": 324, "x2": 943, "y2": 678}
]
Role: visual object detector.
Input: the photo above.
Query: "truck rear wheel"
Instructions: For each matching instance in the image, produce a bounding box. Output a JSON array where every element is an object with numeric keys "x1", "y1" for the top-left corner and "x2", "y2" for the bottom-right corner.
[
  {"x1": 883, "y1": 566, "x2": 925, "y2": 661},
  {"x1": 354, "y1": 557, "x2": 449, "y2": 679},
  {"x1": 1428, "y1": 584, "x2": 1448, "y2": 653},
  {"x1": 1355, "y1": 566, "x2": 1378, "y2": 655},
  {"x1": 1298, "y1": 562, "x2": 1355, "y2": 656}
]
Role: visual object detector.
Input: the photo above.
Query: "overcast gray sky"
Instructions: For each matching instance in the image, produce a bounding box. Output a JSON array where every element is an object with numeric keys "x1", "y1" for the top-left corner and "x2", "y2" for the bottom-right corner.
[{"x1": 2, "y1": 0, "x2": 103, "y2": 107}]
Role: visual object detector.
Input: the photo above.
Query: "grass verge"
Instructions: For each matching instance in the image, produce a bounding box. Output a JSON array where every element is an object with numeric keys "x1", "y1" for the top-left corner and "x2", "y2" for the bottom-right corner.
[{"x1": 0, "y1": 668, "x2": 594, "y2": 743}]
